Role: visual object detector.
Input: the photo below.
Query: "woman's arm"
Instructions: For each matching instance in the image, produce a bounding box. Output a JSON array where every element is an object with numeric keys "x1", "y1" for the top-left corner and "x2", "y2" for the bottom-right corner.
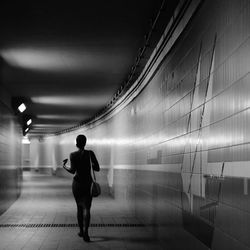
[
  {"x1": 90, "y1": 151, "x2": 100, "y2": 172},
  {"x1": 63, "y1": 154, "x2": 76, "y2": 174}
]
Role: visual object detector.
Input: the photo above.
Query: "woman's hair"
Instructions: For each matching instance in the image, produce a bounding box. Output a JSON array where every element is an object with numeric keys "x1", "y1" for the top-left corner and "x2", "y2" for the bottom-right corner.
[{"x1": 76, "y1": 134, "x2": 87, "y2": 149}]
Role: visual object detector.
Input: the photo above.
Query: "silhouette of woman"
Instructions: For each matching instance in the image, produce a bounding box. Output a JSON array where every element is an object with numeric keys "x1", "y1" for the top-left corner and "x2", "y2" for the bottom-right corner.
[{"x1": 63, "y1": 134, "x2": 100, "y2": 242}]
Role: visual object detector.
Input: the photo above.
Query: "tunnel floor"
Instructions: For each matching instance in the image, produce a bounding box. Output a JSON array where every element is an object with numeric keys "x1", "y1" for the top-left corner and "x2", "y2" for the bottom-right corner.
[{"x1": 0, "y1": 171, "x2": 164, "y2": 250}]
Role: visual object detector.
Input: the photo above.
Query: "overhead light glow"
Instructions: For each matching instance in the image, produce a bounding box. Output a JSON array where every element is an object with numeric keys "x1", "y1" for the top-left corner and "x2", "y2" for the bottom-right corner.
[
  {"x1": 31, "y1": 96, "x2": 107, "y2": 107},
  {"x1": 33, "y1": 124, "x2": 75, "y2": 128},
  {"x1": 37, "y1": 115, "x2": 83, "y2": 120},
  {"x1": 27, "y1": 119, "x2": 32, "y2": 125},
  {"x1": 1, "y1": 49, "x2": 84, "y2": 71},
  {"x1": 25, "y1": 128, "x2": 29, "y2": 132},
  {"x1": 1, "y1": 47, "x2": 123, "y2": 72},
  {"x1": 22, "y1": 136, "x2": 30, "y2": 144},
  {"x1": 18, "y1": 103, "x2": 26, "y2": 113}
]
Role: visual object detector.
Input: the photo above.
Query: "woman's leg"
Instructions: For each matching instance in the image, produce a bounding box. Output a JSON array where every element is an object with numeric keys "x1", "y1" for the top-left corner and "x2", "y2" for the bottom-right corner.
[
  {"x1": 82, "y1": 196, "x2": 92, "y2": 242},
  {"x1": 77, "y1": 204, "x2": 84, "y2": 235},
  {"x1": 72, "y1": 180, "x2": 84, "y2": 236},
  {"x1": 83, "y1": 208, "x2": 90, "y2": 235}
]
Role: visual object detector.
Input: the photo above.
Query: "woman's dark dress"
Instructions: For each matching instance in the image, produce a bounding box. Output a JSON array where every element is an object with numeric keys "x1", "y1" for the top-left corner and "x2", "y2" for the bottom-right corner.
[{"x1": 70, "y1": 149, "x2": 100, "y2": 208}]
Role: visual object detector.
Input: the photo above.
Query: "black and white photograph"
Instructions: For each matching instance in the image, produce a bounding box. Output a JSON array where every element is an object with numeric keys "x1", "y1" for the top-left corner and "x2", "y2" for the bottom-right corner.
[{"x1": 0, "y1": 0, "x2": 250, "y2": 249}]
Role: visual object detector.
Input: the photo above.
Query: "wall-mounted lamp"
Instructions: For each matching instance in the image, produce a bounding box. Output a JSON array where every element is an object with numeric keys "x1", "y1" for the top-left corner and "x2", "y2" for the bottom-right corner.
[
  {"x1": 22, "y1": 126, "x2": 29, "y2": 136},
  {"x1": 11, "y1": 97, "x2": 34, "y2": 136},
  {"x1": 12, "y1": 97, "x2": 29, "y2": 114},
  {"x1": 27, "y1": 118, "x2": 32, "y2": 125},
  {"x1": 22, "y1": 115, "x2": 34, "y2": 136},
  {"x1": 18, "y1": 103, "x2": 26, "y2": 113}
]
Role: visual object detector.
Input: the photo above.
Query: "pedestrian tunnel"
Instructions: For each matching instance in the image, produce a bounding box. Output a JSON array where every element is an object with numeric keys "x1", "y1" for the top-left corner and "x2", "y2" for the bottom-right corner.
[{"x1": 1, "y1": 0, "x2": 250, "y2": 249}]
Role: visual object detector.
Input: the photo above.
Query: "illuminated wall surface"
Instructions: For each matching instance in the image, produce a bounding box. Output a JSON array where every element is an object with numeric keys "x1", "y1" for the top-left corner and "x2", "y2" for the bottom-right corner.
[
  {"x1": 0, "y1": 99, "x2": 22, "y2": 215},
  {"x1": 30, "y1": 0, "x2": 250, "y2": 249}
]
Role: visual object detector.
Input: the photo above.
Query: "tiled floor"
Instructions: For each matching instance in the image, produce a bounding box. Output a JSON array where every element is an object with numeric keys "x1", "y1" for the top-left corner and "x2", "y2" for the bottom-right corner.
[{"x1": 0, "y1": 172, "x2": 164, "y2": 250}]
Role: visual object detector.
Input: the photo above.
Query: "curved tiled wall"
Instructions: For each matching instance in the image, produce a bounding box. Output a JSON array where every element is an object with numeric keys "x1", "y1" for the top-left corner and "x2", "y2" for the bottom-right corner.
[{"x1": 31, "y1": 0, "x2": 250, "y2": 249}]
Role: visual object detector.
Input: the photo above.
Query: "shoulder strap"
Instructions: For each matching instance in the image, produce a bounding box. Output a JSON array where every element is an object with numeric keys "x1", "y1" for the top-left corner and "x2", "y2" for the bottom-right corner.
[{"x1": 89, "y1": 151, "x2": 96, "y2": 182}]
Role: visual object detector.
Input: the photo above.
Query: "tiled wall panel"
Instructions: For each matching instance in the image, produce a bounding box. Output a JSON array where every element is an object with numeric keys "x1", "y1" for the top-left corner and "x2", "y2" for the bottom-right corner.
[
  {"x1": 32, "y1": 0, "x2": 250, "y2": 249},
  {"x1": 0, "y1": 98, "x2": 22, "y2": 215}
]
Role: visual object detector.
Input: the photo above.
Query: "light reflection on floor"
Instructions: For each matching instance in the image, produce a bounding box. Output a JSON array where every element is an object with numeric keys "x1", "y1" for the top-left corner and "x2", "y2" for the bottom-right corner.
[{"x1": 0, "y1": 171, "x2": 165, "y2": 250}]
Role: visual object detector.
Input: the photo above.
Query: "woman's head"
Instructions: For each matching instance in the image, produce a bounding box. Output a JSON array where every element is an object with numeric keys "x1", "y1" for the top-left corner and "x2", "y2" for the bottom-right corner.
[{"x1": 76, "y1": 134, "x2": 87, "y2": 149}]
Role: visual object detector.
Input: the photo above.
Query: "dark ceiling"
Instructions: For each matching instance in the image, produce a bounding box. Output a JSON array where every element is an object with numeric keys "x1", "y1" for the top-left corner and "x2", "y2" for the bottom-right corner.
[{"x1": 0, "y1": 0, "x2": 179, "y2": 137}]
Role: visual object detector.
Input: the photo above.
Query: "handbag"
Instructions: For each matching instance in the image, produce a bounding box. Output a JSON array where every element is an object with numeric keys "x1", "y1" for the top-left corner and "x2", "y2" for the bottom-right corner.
[{"x1": 90, "y1": 152, "x2": 101, "y2": 197}]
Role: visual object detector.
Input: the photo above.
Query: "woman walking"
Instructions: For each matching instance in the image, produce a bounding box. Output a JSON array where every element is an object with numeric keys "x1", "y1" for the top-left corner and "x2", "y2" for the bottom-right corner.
[{"x1": 63, "y1": 134, "x2": 100, "y2": 242}]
